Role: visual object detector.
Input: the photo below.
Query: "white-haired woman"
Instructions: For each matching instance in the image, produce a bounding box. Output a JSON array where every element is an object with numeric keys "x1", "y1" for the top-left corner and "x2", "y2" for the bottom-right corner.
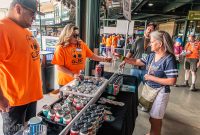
[
  {"x1": 116, "y1": 31, "x2": 178, "y2": 135},
  {"x1": 52, "y1": 24, "x2": 112, "y2": 87}
]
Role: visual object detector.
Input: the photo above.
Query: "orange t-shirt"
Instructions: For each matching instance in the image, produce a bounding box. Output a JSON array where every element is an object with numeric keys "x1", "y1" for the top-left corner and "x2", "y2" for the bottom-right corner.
[
  {"x1": 0, "y1": 18, "x2": 43, "y2": 106},
  {"x1": 185, "y1": 41, "x2": 200, "y2": 59},
  {"x1": 102, "y1": 37, "x2": 106, "y2": 45},
  {"x1": 112, "y1": 36, "x2": 118, "y2": 48},
  {"x1": 106, "y1": 37, "x2": 112, "y2": 47},
  {"x1": 51, "y1": 41, "x2": 94, "y2": 85}
]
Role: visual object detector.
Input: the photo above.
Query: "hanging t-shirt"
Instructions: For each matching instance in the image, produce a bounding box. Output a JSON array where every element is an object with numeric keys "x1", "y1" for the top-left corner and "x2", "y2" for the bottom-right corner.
[{"x1": 140, "y1": 53, "x2": 178, "y2": 93}]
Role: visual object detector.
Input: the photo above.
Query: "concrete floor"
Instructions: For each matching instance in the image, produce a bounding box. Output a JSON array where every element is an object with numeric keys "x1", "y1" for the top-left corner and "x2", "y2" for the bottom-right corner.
[{"x1": 0, "y1": 62, "x2": 200, "y2": 135}]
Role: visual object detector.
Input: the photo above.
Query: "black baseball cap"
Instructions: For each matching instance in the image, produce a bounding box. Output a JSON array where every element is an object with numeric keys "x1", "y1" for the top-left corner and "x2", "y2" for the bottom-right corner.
[{"x1": 13, "y1": 0, "x2": 44, "y2": 15}]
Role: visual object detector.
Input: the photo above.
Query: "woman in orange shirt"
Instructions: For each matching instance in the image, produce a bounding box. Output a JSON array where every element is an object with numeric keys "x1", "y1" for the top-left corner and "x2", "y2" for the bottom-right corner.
[{"x1": 52, "y1": 24, "x2": 112, "y2": 86}]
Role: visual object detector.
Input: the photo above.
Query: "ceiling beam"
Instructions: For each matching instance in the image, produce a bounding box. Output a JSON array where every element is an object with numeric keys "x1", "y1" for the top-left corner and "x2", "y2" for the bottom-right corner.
[
  {"x1": 163, "y1": 0, "x2": 194, "y2": 13},
  {"x1": 132, "y1": 12, "x2": 186, "y2": 20},
  {"x1": 132, "y1": 0, "x2": 149, "y2": 12},
  {"x1": 147, "y1": 16, "x2": 185, "y2": 22},
  {"x1": 132, "y1": 14, "x2": 157, "y2": 19},
  {"x1": 134, "y1": 10, "x2": 187, "y2": 16}
]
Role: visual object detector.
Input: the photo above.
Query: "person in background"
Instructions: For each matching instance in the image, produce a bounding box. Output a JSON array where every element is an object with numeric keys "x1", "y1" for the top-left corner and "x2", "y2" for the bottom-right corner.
[
  {"x1": 173, "y1": 38, "x2": 183, "y2": 86},
  {"x1": 111, "y1": 34, "x2": 118, "y2": 54},
  {"x1": 182, "y1": 34, "x2": 200, "y2": 91},
  {"x1": 0, "y1": 0, "x2": 43, "y2": 134},
  {"x1": 118, "y1": 35, "x2": 125, "y2": 48},
  {"x1": 100, "y1": 34, "x2": 106, "y2": 55},
  {"x1": 120, "y1": 22, "x2": 157, "y2": 85},
  {"x1": 115, "y1": 31, "x2": 178, "y2": 135},
  {"x1": 105, "y1": 34, "x2": 112, "y2": 56},
  {"x1": 174, "y1": 38, "x2": 183, "y2": 69},
  {"x1": 51, "y1": 24, "x2": 112, "y2": 87}
]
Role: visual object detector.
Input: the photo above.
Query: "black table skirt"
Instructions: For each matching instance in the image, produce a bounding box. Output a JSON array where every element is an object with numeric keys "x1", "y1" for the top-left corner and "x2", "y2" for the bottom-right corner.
[
  {"x1": 42, "y1": 72, "x2": 138, "y2": 135},
  {"x1": 97, "y1": 72, "x2": 138, "y2": 135}
]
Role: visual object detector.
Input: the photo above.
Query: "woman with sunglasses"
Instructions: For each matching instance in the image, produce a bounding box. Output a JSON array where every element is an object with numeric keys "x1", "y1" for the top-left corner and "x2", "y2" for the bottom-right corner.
[{"x1": 52, "y1": 24, "x2": 112, "y2": 87}]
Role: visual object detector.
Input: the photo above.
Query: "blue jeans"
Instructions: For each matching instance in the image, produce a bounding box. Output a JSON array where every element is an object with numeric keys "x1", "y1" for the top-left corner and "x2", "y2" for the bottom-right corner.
[{"x1": 130, "y1": 68, "x2": 146, "y2": 85}]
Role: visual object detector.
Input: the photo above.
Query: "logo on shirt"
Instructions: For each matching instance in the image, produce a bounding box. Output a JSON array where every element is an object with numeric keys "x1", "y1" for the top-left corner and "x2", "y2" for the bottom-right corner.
[
  {"x1": 71, "y1": 48, "x2": 83, "y2": 65},
  {"x1": 26, "y1": 35, "x2": 40, "y2": 61},
  {"x1": 147, "y1": 64, "x2": 159, "y2": 75}
]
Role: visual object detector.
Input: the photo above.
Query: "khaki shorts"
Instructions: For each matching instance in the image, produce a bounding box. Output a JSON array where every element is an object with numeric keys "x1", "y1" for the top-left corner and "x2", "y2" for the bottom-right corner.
[
  {"x1": 184, "y1": 58, "x2": 199, "y2": 72},
  {"x1": 150, "y1": 88, "x2": 169, "y2": 119}
]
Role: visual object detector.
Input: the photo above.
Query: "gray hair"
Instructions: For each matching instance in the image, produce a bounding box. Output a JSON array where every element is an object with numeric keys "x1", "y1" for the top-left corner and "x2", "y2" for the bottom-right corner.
[{"x1": 150, "y1": 31, "x2": 174, "y2": 55}]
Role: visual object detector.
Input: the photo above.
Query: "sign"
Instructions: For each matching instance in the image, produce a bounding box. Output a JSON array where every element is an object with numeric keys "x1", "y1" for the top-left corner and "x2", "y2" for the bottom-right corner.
[
  {"x1": 116, "y1": 20, "x2": 134, "y2": 35},
  {"x1": 123, "y1": 0, "x2": 132, "y2": 21},
  {"x1": 103, "y1": 27, "x2": 116, "y2": 34},
  {"x1": 188, "y1": 11, "x2": 200, "y2": 20}
]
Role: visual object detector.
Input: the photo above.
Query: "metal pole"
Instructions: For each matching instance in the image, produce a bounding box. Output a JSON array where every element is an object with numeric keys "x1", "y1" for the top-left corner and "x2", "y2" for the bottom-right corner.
[
  {"x1": 144, "y1": 20, "x2": 147, "y2": 29},
  {"x1": 124, "y1": 21, "x2": 130, "y2": 56},
  {"x1": 38, "y1": 0, "x2": 43, "y2": 50},
  {"x1": 183, "y1": 20, "x2": 189, "y2": 46}
]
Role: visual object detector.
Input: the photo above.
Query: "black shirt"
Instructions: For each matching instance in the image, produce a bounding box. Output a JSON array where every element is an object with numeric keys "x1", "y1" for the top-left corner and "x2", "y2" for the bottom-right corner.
[{"x1": 129, "y1": 37, "x2": 151, "y2": 69}]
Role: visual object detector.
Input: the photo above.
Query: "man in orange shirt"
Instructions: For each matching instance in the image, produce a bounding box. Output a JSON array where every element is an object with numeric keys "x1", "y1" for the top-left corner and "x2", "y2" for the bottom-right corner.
[
  {"x1": 52, "y1": 24, "x2": 112, "y2": 86},
  {"x1": 105, "y1": 35, "x2": 112, "y2": 56},
  {"x1": 183, "y1": 34, "x2": 200, "y2": 91},
  {"x1": 0, "y1": 0, "x2": 43, "y2": 134},
  {"x1": 111, "y1": 34, "x2": 118, "y2": 53}
]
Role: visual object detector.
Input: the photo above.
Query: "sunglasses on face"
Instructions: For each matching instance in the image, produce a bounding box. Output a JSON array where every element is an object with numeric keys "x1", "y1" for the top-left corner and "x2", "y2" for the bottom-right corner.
[{"x1": 73, "y1": 34, "x2": 79, "y2": 38}]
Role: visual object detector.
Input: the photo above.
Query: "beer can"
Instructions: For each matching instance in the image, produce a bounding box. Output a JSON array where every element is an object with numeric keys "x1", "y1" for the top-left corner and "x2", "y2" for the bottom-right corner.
[
  {"x1": 55, "y1": 110, "x2": 64, "y2": 123},
  {"x1": 76, "y1": 101, "x2": 84, "y2": 111},
  {"x1": 62, "y1": 107, "x2": 70, "y2": 115},
  {"x1": 80, "y1": 127, "x2": 89, "y2": 135},
  {"x1": 79, "y1": 70, "x2": 85, "y2": 81},
  {"x1": 74, "y1": 78, "x2": 80, "y2": 86},
  {"x1": 53, "y1": 103, "x2": 62, "y2": 111},
  {"x1": 54, "y1": 116, "x2": 61, "y2": 123},
  {"x1": 63, "y1": 114, "x2": 72, "y2": 125},
  {"x1": 42, "y1": 104, "x2": 50, "y2": 117},
  {"x1": 74, "y1": 120, "x2": 84, "y2": 129},
  {"x1": 99, "y1": 64, "x2": 104, "y2": 76},
  {"x1": 70, "y1": 125, "x2": 79, "y2": 135},
  {"x1": 113, "y1": 83, "x2": 120, "y2": 95},
  {"x1": 47, "y1": 109, "x2": 56, "y2": 121},
  {"x1": 83, "y1": 122, "x2": 93, "y2": 135},
  {"x1": 95, "y1": 64, "x2": 102, "y2": 77}
]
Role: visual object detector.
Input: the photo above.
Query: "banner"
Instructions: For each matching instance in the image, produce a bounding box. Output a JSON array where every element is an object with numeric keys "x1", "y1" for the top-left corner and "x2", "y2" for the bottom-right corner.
[
  {"x1": 116, "y1": 20, "x2": 134, "y2": 35},
  {"x1": 123, "y1": 0, "x2": 132, "y2": 21}
]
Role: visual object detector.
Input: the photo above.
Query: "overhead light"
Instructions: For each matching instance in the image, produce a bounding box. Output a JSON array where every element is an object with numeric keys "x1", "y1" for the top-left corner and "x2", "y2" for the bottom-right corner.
[
  {"x1": 134, "y1": 12, "x2": 138, "y2": 14},
  {"x1": 148, "y1": 3, "x2": 154, "y2": 7},
  {"x1": 197, "y1": 25, "x2": 200, "y2": 28}
]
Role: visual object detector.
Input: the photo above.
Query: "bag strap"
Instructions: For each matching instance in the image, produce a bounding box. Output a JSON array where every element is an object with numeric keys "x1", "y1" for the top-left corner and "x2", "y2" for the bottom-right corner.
[{"x1": 147, "y1": 55, "x2": 155, "y2": 74}]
